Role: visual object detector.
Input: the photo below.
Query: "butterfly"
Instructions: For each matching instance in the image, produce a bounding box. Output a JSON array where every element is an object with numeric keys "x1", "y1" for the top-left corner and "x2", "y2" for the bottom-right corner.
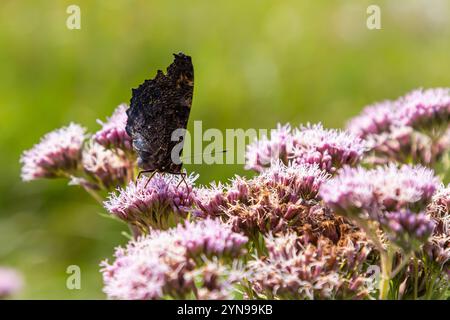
[{"x1": 126, "y1": 53, "x2": 194, "y2": 187}]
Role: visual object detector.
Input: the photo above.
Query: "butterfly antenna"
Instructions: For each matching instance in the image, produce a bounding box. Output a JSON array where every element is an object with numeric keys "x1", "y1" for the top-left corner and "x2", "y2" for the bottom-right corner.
[{"x1": 179, "y1": 149, "x2": 227, "y2": 161}]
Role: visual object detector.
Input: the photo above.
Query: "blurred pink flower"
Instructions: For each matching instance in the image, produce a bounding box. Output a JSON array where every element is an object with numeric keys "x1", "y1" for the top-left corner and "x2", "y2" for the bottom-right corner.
[
  {"x1": 395, "y1": 88, "x2": 450, "y2": 130},
  {"x1": 383, "y1": 210, "x2": 435, "y2": 251},
  {"x1": 346, "y1": 100, "x2": 396, "y2": 138},
  {"x1": 20, "y1": 123, "x2": 86, "y2": 181},
  {"x1": 0, "y1": 267, "x2": 23, "y2": 299}
]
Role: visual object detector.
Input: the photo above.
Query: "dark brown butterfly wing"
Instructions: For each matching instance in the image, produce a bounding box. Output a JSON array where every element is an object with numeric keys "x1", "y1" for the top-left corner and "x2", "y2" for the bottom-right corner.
[{"x1": 126, "y1": 53, "x2": 194, "y2": 173}]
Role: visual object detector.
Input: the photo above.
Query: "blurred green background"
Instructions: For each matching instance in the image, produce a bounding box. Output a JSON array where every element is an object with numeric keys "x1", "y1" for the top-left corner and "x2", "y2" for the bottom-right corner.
[{"x1": 0, "y1": 0, "x2": 449, "y2": 299}]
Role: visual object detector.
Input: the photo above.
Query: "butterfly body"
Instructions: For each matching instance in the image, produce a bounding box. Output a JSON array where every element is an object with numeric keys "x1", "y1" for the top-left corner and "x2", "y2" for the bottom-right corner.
[{"x1": 126, "y1": 53, "x2": 194, "y2": 174}]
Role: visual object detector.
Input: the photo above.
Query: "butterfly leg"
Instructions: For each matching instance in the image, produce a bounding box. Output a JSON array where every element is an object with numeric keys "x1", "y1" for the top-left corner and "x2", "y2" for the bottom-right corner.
[
  {"x1": 177, "y1": 172, "x2": 189, "y2": 191},
  {"x1": 171, "y1": 172, "x2": 190, "y2": 213},
  {"x1": 166, "y1": 171, "x2": 190, "y2": 196},
  {"x1": 136, "y1": 170, "x2": 156, "y2": 188},
  {"x1": 137, "y1": 169, "x2": 154, "y2": 181},
  {"x1": 143, "y1": 170, "x2": 158, "y2": 188}
]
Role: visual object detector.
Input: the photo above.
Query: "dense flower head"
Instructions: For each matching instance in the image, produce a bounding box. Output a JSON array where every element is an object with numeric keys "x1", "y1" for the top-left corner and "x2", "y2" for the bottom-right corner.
[
  {"x1": 94, "y1": 104, "x2": 133, "y2": 151},
  {"x1": 347, "y1": 88, "x2": 450, "y2": 168},
  {"x1": 382, "y1": 210, "x2": 435, "y2": 252},
  {"x1": 0, "y1": 267, "x2": 23, "y2": 299},
  {"x1": 248, "y1": 233, "x2": 373, "y2": 299},
  {"x1": 427, "y1": 184, "x2": 450, "y2": 229},
  {"x1": 320, "y1": 164, "x2": 440, "y2": 219},
  {"x1": 291, "y1": 123, "x2": 367, "y2": 173},
  {"x1": 245, "y1": 123, "x2": 365, "y2": 173},
  {"x1": 104, "y1": 173, "x2": 197, "y2": 231},
  {"x1": 395, "y1": 88, "x2": 450, "y2": 129},
  {"x1": 100, "y1": 230, "x2": 189, "y2": 300},
  {"x1": 193, "y1": 183, "x2": 228, "y2": 217},
  {"x1": 369, "y1": 164, "x2": 440, "y2": 212},
  {"x1": 20, "y1": 123, "x2": 86, "y2": 181},
  {"x1": 258, "y1": 160, "x2": 330, "y2": 201},
  {"x1": 81, "y1": 142, "x2": 134, "y2": 190},
  {"x1": 175, "y1": 219, "x2": 248, "y2": 259},
  {"x1": 245, "y1": 124, "x2": 292, "y2": 172},
  {"x1": 423, "y1": 234, "x2": 450, "y2": 272},
  {"x1": 319, "y1": 166, "x2": 375, "y2": 217},
  {"x1": 363, "y1": 127, "x2": 449, "y2": 166},
  {"x1": 346, "y1": 101, "x2": 396, "y2": 138},
  {"x1": 424, "y1": 185, "x2": 450, "y2": 271},
  {"x1": 226, "y1": 176, "x2": 250, "y2": 204},
  {"x1": 194, "y1": 162, "x2": 331, "y2": 237},
  {"x1": 100, "y1": 219, "x2": 247, "y2": 300}
]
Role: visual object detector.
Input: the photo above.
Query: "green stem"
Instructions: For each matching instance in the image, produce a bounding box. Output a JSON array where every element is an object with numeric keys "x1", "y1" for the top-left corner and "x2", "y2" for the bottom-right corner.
[
  {"x1": 83, "y1": 187, "x2": 104, "y2": 204},
  {"x1": 390, "y1": 252, "x2": 413, "y2": 279},
  {"x1": 379, "y1": 249, "x2": 392, "y2": 300},
  {"x1": 413, "y1": 255, "x2": 419, "y2": 300},
  {"x1": 353, "y1": 218, "x2": 392, "y2": 300},
  {"x1": 425, "y1": 271, "x2": 437, "y2": 300}
]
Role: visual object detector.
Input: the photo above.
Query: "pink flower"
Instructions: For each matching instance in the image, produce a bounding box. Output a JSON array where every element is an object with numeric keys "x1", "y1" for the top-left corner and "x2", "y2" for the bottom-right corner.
[
  {"x1": 245, "y1": 123, "x2": 366, "y2": 174},
  {"x1": 248, "y1": 233, "x2": 373, "y2": 299},
  {"x1": 175, "y1": 219, "x2": 248, "y2": 259},
  {"x1": 0, "y1": 267, "x2": 23, "y2": 299},
  {"x1": 104, "y1": 173, "x2": 198, "y2": 231},
  {"x1": 100, "y1": 230, "x2": 188, "y2": 300},
  {"x1": 346, "y1": 101, "x2": 395, "y2": 138},
  {"x1": 382, "y1": 210, "x2": 435, "y2": 251},
  {"x1": 193, "y1": 183, "x2": 227, "y2": 217},
  {"x1": 20, "y1": 123, "x2": 87, "y2": 181},
  {"x1": 292, "y1": 123, "x2": 366, "y2": 173},
  {"x1": 346, "y1": 88, "x2": 450, "y2": 167},
  {"x1": 320, "y1": 164, "x2": 441, "y2": 219},
  {"x1": 395, "y1": 88, "x2": 450, "y2": 129},
  {"x1": 94, "y1": 104, "x2": 133, "y2": 151},
  {"x1": 100, "y1": 219, "x2": 247, "y2": 300},
  {"x1": 81, "y1": 142, "x2": 134, "y2": 190},
  {"x1": 258, "y1": 160, "x2": 330, "y2": 201},
  {"x1": 245, "y1": 124, "x2": 292, "y2": 172}
]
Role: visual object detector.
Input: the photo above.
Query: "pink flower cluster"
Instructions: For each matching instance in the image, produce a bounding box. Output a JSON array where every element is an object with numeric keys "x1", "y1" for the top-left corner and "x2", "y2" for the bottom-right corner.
[
  {"x1": 320, "y1": 164, "x2": 440, "y2": 217},
  {"x1": 248, "y1": 233, "x2": 373, "y2": 299},
  {"x1": 104, "y1": 173, "x2": 198, "y2": 231},
  {"x1": 175, "y1": 219, "x2": 248, "y2": 259},
  {"x1": 100, "y1": 219, "x2": 247, "y2": 299},
  {"x1": 396, "y1": 88, "x2": 450, "y2": 129},
  {"x1": 194, "y1": 161, "x2": 331, "y2": 236},
  {"x1": 320, "y1": 164, "x2": 440, "y2": 251},
  {"x1": 246, "y1": 123, "x2": 366, "y2": 173},
  {"x1": 347, "y1": 88, "x2": 450, "y2": 166},
  {"x1": 20, "y1": 114, "x2": 136, "y2": 193},
  {"x1": 94, "y1": 104, "x2": 133, "y2": 151},
  {"x1": 20, "y1": 123, "x2": 86, "y2": 181},
  {"x1": 81, "y1": 142, "x2": 134, "y2": 190}
]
